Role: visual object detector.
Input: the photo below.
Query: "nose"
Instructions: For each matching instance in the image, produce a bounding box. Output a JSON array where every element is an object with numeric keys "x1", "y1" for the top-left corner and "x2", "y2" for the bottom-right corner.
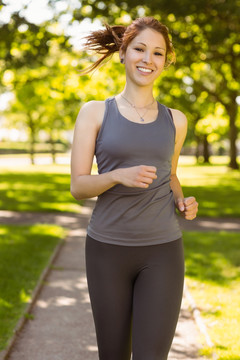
[{"x1": 142, "y1": 51, "x2": 152, "y2": 64}]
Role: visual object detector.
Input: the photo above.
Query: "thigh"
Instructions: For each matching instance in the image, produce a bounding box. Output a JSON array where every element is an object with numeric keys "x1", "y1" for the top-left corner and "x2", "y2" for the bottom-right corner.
[
  {"x1": 132, "y1": 238, "x2": 185, "y2": 360},
  {"x1": 85, "y1": 235, "x2": 133, "y2": 360}
]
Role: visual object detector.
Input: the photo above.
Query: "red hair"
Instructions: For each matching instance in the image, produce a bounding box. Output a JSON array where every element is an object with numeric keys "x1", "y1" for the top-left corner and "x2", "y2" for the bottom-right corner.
[{"x1": 81, "y1": 17, "x2": 175, "y2": 74}]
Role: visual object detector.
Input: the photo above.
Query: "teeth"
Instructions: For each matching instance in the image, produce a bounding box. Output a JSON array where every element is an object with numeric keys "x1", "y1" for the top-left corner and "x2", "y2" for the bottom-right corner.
[{"x1": 137, "y1": 67, "x2": 152, "y2": 73}]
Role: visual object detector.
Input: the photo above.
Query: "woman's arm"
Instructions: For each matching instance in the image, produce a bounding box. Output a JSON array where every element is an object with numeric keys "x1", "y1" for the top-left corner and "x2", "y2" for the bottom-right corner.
[
  {"x1": 70, "y1": 101, "x2": 157, "y2": 200},
  {"x1": 170, "y1": 109, "x2": 198, "y2": 220}
]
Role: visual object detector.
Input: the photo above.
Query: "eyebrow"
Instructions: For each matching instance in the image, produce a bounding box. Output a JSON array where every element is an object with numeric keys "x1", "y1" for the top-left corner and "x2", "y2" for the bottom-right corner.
[{"x1": 136, "y1": 42, "x2": 166, "y2": 51}]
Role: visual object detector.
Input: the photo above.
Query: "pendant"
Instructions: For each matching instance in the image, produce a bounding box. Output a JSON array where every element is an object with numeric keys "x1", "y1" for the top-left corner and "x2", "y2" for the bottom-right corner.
[{"x1": 140, "y1": 118, "x2": 144, "y2": 122}]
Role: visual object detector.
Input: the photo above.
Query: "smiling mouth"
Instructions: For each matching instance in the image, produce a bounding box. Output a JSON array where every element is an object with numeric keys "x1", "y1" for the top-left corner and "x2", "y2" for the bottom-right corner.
[{"x1": 137, "y1": 66, "x2": 154, "y2": 73}]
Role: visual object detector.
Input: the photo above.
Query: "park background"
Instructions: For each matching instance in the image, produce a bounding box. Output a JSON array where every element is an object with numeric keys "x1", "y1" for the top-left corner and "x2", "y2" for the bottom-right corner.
[{"x1": 0, "y1": 0, "x2": 240, "y2": 359}]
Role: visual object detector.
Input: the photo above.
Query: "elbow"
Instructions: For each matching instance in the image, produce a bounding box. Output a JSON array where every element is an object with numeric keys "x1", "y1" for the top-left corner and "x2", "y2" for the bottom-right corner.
[
  {"x1": 170, "y1": 173, "x2": 177, "y2": 182},
  {"x1": 169, "y1": 173, "x2": 179, "y2": 189},
  {"x1": 70, "y1": 184, "x2": 85, "y2": 201}
]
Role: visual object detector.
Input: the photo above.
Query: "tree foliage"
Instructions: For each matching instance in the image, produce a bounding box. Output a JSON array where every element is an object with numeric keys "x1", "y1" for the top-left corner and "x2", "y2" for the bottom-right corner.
[{"x1": 0, "y1": 9, "x2": 77, "y2": 163}]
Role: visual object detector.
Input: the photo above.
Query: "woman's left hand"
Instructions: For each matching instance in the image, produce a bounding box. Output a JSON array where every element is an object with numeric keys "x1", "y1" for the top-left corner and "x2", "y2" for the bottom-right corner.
[{"x1": 175, "y1": 196, "x2": 198, "y2": 220}]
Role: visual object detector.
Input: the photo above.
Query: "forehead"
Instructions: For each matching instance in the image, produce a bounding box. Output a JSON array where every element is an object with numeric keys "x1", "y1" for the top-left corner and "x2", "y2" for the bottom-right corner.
[{"x1": 131, "y1": 28, "x2": 166, "y2": 49}]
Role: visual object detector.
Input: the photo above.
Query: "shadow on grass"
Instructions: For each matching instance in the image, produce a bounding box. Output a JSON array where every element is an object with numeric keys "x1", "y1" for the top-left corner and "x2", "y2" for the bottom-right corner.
[
  {"x1": 0, "y1": 172, "x2": 81, "y2": 212},
  {"x1": 182, "y1": 184, "x2": 240, "y2": 217},
  {"x1": 183, "y1": 231, "x2": 240, "y2": 286}
]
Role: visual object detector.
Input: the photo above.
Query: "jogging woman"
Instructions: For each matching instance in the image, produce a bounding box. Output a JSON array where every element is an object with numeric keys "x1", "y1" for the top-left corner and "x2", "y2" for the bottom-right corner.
[{"x1": 71, "y1": 16, "x2": 198, "y2": 360}]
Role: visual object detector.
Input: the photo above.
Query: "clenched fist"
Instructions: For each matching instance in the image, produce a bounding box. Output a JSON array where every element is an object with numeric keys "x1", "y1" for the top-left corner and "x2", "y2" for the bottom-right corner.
[
  {"x1": 114, "y1": 165, "x2": 157, "y2": 188},
  {"x1": 175, "y1": 196, "x2": 198, "y2": 220}
]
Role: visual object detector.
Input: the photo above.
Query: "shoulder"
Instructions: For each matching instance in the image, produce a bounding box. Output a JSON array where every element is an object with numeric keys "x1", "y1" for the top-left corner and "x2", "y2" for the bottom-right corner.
[
  {"x1": 80, "y1": 100, "x2": 106, "y2": 113},
  {"x1": 77, "y1": 100, "x2": 106, "y2": 124},
  {"x1": 72, "y1": 100, "x2": 106, "y2": 139},
  {"x1": 168, "y1": 108, "x2": 188, "y2": 142},
  {"x1": 169, "y1": 108, "x2": 187, "y2": 129}
]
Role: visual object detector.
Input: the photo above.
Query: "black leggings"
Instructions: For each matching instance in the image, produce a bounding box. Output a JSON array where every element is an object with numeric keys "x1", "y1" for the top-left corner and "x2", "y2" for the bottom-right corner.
[{"x1": 85, "y1": 235, "x2": 185, "y2": 360}]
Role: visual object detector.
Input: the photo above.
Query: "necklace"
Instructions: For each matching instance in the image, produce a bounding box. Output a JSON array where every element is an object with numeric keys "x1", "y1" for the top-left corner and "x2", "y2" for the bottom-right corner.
[{"x1": 120, "y1": 94, "x2": 156, "y2": 122}]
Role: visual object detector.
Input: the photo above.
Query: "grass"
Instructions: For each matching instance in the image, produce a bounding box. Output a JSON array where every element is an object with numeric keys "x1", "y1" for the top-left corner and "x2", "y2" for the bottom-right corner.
[
  {"x1": 1, "y1": 155, "x2": 239, "y2": 216},
  {"x1": 0, "y1": 164, "x2": 82, "y2": 212},
  {"x1": 184, "y1": 231, "x2": 240, "y2": 360},
  {"x1": 0, "y1": 224, "x2": 66, "y2": 351},
  {"x1": 178, "y1": 156, "x2": 240, "y2": 217}
]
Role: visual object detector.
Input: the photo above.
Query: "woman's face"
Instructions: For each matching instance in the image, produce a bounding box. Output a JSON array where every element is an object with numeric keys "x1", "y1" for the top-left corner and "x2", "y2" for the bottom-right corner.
[{"x1": 121, "y1": 28, "x2": 167, "y2": 88}]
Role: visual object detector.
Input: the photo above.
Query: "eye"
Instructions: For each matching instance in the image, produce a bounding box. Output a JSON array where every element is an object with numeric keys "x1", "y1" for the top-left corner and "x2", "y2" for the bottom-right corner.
[
  {"x1": 134, "y1": 47, "x2": 144, "y2": 52},
  {"x1": 155, "y1": 52, "x2": 164, "y2": 56}
]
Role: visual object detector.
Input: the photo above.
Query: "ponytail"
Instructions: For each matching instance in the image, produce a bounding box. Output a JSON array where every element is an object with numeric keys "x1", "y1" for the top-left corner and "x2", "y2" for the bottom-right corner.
[{"x1": 80, "y1": 24, "x2": 126, "y2": 74}]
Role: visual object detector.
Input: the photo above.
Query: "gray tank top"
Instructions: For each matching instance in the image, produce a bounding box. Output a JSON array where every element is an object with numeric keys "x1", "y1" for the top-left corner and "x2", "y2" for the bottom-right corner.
[{"x1": 87, "y1": 97, "x2": 182, "y2": 246}]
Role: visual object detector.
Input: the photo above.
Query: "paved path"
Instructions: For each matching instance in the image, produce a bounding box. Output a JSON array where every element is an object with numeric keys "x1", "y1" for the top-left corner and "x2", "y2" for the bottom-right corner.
[
  {"x1": 1, "y1": 206, "x2": 240, "y2": 232},
  {"x1": 2, "y1": 199, "x2": 237, "y2": 359}
]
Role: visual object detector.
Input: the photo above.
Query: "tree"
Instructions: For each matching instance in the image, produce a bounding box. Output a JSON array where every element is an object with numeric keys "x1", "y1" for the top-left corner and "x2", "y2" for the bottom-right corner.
[
  {"x1": 195, "y1": 108, "x2": 229, "y2": 162},
  {"x1": 0, "y1": 10, "x2": 70, "y2": 86},
  {"x1": 0, "y1": 10, "x2": 78, "y2": 163},
  {"x1": 2, "y1": 38, "x2": 81, "y2": 164}
]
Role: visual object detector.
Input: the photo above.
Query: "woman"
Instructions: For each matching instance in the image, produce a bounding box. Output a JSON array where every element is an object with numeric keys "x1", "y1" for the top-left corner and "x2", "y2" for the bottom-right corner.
[{"x1": 71, "y1": 16, "x2": 198, "y2": 360}]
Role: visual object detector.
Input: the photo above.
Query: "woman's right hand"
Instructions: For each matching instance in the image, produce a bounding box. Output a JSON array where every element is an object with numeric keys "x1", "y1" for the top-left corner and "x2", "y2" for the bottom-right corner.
[{"x1": 113, "y1": 165, "x2": 157, "y2": 188}]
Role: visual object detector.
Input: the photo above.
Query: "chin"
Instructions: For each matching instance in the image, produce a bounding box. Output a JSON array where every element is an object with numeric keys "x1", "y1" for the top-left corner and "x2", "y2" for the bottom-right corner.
[
  {"x1": 130, "y1": 72, "x2": 161, "y2": 87},
  {"x1": 133, "y1": 78, "x2": 155, "y2": 87}
]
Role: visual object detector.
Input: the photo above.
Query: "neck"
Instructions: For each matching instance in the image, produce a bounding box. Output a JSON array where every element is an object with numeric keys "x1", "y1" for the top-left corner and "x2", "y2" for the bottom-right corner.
[{"x1": 121, "y1": 83, "x2": 155, "y2": 108}]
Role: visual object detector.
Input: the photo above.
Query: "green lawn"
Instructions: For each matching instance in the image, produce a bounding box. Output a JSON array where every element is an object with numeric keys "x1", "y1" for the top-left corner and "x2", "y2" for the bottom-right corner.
[
  {"x1": 1, "y1": 156, "x2": 239, "y2": 216},
  {"x1": 178, "y1": 156, "x2": 240, "y2": 217},
  {"x1": 0, "y1": 224, "x2": 66, "y2": 351},
  {"x1": 0, "y1": 164, "x2": 82, "y2": 212},
  {"x1": 184, "y1": 231, "x2": 240, "y2": 360}
]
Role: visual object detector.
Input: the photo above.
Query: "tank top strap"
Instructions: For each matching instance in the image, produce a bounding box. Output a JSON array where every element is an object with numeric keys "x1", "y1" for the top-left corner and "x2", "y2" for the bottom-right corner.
[
  {"x1": 96, "y1": 97, "x2": 116, "y2": 144},
  {"x1": 158, "y1": 102, "x2": 176, "y2": 140},
  {"x1": 167, "y1": 107, "x2": 173, "y2": 120}
]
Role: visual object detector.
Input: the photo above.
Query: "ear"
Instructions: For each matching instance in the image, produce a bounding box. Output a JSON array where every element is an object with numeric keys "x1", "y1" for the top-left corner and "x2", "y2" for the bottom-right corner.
[{"x1": 119, "y1": 48, "x2": 125, "y2": 63}]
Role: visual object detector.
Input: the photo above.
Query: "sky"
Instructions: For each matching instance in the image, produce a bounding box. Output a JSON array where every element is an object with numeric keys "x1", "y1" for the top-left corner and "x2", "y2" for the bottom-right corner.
[{"x1": 0, "y1": 0, "x2": 103, "y2": 48}]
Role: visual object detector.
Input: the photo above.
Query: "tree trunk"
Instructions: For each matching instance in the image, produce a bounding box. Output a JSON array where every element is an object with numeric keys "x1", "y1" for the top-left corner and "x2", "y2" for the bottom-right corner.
[
  {"x1": 195, "y1": 135, "x2": 200, "y2": 162},
  {"x1": 28, "y1": 115, "x2": 35, "y2": 165},
  {"x1": 227, "y1": 102, "x2": 239, "y2": 169},
  {"x1": 203, "y1": 135, "x2": 210, "y2": 163},
  {"x1": 50, "y1": 138, "x2": 56, "y2": 164},
  {"x1": 49, "y1": 129, "x2": 56, "y2": 164}
]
